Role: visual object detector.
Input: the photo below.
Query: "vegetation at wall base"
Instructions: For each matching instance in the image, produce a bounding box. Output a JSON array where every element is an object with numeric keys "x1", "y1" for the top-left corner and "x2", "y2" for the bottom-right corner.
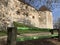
[
  {"x1": 0, "y1": 31, "x2": 7, "y2": 36},
  {"x1": 14, "y1": 22, "x2": 52, "y2": 34}
]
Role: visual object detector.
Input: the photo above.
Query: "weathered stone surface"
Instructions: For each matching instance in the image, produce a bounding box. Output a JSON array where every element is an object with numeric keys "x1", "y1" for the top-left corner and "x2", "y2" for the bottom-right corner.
[{"x1": 0, "y1": 0, "x2": 53, "y2": 31}]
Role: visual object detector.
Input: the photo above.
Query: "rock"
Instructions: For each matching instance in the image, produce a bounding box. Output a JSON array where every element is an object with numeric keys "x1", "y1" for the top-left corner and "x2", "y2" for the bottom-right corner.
[{"x1": 0, "y1": 0, "x2": 53, "y2": 31}]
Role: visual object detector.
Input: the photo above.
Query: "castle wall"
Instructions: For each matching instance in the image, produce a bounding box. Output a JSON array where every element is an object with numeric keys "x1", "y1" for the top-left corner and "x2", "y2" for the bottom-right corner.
[{"x1": 0, "y1": 0, "x2": 53, "y2": 30}]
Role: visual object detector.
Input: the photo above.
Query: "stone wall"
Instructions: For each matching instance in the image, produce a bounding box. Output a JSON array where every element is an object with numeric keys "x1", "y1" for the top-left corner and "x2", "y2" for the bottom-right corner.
[{"x1": 0, "y1": 0, "x2": 53, "y2": 31}]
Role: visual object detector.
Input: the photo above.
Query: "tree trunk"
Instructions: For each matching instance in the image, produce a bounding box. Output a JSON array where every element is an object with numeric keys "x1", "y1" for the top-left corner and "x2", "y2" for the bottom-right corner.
[{"x1": 7, "y1": 27, "x2": 17, "y2": 45}]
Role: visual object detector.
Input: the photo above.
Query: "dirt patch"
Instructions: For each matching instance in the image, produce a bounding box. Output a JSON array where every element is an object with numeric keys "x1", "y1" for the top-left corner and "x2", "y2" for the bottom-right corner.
[
  {"x1": 20, "y1": 32, "x2": 51, "y2": 37},
  {"x1": 0, "y1": 38, "x2": 7, "y2": 45},
  {"x1": 0, "y1": 38, "x2": 60, "y2": 45},
  {"x1": 17, "y1": 38, "x2": 60, "y2": 45}
]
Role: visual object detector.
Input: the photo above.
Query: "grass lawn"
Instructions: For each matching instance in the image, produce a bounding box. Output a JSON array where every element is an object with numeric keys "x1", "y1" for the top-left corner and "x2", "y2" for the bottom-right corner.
[
  {"x1": 14, "y1": 22, "x2": 52, "y2": 34},
  {"x1": 0, "y1": 31, "x2": 7, "y2": 36}
]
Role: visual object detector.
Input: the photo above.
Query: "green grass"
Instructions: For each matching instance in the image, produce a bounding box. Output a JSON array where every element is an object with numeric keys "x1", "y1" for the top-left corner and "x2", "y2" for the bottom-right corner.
[
  {"x1": 14, "y1": 22, "x2": 51, "y2": 34},
  {"x1": 14, "y1": 22, "x2": 58, "y2": 41},
  {"x1": 17, "y1": 34, "x2": 58, "y2": 41},
  {"x1": 17, "y1": 29, "x2": 44, "y2": 34},
  {"x1": 0, "y1": 31, "x2": 7, "y2": 36}
]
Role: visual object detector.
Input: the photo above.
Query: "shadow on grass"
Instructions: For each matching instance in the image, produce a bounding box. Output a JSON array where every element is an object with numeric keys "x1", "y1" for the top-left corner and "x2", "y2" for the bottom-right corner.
[{"x1": 17, "y1": 39, "x2": 56, "y2": 45}]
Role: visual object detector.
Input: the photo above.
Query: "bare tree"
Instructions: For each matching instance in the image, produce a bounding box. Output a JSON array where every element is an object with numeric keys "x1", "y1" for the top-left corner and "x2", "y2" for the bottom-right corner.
[
  {"x1": 54, "y1": 18, "x2": 60, "y2": 29},
  {"x1": 18, "y1": 0, "x2": 60, "y2": 10}
]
